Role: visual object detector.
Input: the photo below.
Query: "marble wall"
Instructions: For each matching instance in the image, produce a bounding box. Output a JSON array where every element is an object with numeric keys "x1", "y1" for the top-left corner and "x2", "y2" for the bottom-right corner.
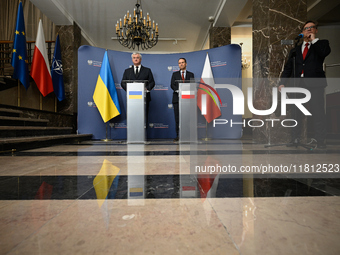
[
  {"x1": 56, "y1": 22, "x2": 81, "y2": 115},
  {"x1": 252, "y1": 0, "x2": 307, "y2": 143},
  {"x1": 209, "y1": 27, "x2": 231, "y2": 48}
]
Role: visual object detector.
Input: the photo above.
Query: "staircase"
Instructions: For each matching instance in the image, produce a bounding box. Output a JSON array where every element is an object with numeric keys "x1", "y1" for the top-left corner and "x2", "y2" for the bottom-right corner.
[{"x1": 0, "y1": 107, "x2": 92, "y2": 152}]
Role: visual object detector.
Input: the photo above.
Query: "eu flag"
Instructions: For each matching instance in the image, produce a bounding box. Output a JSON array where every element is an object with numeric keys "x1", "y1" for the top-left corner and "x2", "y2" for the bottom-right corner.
[
  {"x1": 11, "y1": 2, "x2": 30, "y2": 89},
  {"x1": 93, "y1": 51, "x2": 121, "y2": 123},
  {"x1": 51, "y1": 35, "x2": 65, "y2": 101}
]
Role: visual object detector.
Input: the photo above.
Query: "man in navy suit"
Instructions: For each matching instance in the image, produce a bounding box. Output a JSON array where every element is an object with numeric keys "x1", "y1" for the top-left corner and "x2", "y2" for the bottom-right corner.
[
  {"x1": 279, "y1": 21, "x2": 331, "y2": 148},
  {"x1": 170, "y1": 58, "x2": 195, "y2": 142},
  {"x1": 121, "y1": 52, "x2": 155, "y2": 128}
]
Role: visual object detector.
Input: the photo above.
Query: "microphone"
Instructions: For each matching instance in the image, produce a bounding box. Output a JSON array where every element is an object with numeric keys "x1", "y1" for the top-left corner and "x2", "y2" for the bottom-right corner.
[{"x1": 295, "y1": 33, "x2": 304, "y2": 40}]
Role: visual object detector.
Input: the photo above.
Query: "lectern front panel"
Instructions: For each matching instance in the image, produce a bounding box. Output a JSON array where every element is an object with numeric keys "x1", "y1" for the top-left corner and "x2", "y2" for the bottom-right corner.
[
  {"x1": 127, "y1": 82, "x2": 145, "y2": 143},
  {"x1": 179, "y1": 82, "x2": 197, "y2": 143}
]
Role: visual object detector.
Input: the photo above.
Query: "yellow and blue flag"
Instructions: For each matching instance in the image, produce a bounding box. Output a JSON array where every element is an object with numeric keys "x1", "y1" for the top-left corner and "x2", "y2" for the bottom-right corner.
[
  {"x1": 93, "y1": 51, "x2": 121, "y2": 122},
  {"x1": 128, "y1": 91, "x2": 143, "y2": 99},
  {"x1": 11, "y1": 2, "x2": 30, "y2": 89},
  {"x1": 51, "y1": 35, "x2": 65, "y2": 101},
  {"x1": 93, "y1": 159, "x2": 120, "y2": 208}
]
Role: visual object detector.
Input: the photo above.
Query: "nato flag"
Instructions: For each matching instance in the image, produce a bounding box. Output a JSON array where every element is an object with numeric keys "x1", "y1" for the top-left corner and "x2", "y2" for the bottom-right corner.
[{"x1": 51, "y1": 35, "x2": 65, "y2": 101}]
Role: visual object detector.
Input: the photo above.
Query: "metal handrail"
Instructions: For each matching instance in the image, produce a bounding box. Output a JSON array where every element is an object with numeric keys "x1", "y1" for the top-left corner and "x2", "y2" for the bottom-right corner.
[
  {"x1": 325, "y1": 63, "x2": 340, "y2": 68},
  {"x1": 0, "y1": 40, "x2": 55, "y2": 76}
]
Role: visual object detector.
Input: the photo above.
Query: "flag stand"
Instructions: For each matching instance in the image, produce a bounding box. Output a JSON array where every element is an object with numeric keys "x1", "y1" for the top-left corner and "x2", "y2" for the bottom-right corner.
[
  {"x1": 17, "y1": 80, "x2": 21, "y2": 107},
  {"x1": 102, "y1": 123, "x2": 112, "y2": 142},
  {"x1": 201, "y1": 121, "x2": 211, "y2": 141},
  {"x1": 39, "y1": 94, "x2": 42, "y2": 110}
]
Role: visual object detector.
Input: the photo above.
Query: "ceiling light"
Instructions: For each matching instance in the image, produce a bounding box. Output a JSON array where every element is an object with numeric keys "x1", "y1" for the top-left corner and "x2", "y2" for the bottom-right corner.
[{"x1": 115, "y1": 0, "x2": 158, "y2": 50}]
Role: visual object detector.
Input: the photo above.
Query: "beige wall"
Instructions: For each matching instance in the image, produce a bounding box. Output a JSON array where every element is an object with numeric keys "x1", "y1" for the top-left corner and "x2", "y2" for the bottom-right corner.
[{"x1": 231, "y1": 26, "x2": 252, "y2": 118}]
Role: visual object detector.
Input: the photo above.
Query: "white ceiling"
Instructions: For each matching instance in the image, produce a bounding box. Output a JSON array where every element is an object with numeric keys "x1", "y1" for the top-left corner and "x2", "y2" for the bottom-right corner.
[
  {"x1": 29, "y1": 0, "x2": 249, "y2": 52},
  {"x1": 29, "y1": 0, "x2": 340, "y2": 53}
]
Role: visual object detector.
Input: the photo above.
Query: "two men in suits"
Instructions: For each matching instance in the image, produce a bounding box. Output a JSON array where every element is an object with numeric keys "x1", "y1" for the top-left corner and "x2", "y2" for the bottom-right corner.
[
  {"x1": 121, "y1": 52, "x2": 155, "y2": 127},
  {"x1": 279, "y1": 21, "x2": 331, "y2": 148},
  {"x1": 170, "y1": 58, "x2": 195, "y2": 141}
]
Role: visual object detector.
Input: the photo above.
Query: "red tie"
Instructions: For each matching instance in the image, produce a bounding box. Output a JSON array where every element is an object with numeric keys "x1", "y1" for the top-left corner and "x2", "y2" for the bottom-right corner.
[
  {"x1": 303, "y1": 43, "x2": 309, "y2": 60},
  {"x1": 301, "y1": 43, "x2": 309, "y2": 75},
  {"x1": 181, "y1": 71, "x2": 185, "y2": 81}
]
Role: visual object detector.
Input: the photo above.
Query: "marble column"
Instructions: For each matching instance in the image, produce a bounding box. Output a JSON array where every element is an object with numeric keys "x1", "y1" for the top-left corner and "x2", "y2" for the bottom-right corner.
[
  {"x1": 252, "y1": 0, "x2": 307, "y2": 143},
  {"x1": 55, "y1": 22, "x2": 81, "y2": 115},
  {"x1": 209, "y1": 27, "x2": 231, "y2": 48}
]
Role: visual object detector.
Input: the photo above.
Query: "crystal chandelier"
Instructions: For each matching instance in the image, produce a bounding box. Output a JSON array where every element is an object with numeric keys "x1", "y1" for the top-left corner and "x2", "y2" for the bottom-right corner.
[{"x1": 115, "y1": 0, "x2": 158, "y2": 50}]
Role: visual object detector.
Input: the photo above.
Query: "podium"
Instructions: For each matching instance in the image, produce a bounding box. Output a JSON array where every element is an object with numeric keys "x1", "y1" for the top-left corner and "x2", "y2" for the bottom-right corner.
[
  {"x1": 179, "y1": 82, "x2": 197, "y2": 143},
  {"x1": 126, "y1": 81, "x2": 146, "y2": 143}
]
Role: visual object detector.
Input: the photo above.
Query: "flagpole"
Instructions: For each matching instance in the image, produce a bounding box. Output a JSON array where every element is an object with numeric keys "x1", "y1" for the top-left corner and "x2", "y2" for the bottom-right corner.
[
  {"x1": 102, "y1": 123, "x2": 113, "y2": 142},
  {"x1": 17, "y1": 80, "x2": 21, "y2": 107},
  {"x1": 40, "y1": 94, "x2": 42, "y2": 110},
  {"x1": 54, "y1": 97, "x2": 57, "y2": 112},
  {"x1": 202, "y1": 121, "x2": 211, "y2": 141}
]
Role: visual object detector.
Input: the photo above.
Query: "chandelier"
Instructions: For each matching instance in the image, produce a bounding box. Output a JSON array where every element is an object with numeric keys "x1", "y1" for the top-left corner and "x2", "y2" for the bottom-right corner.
[{"x1": 115, "y1": 0, "x2": 158, "y2": 50}]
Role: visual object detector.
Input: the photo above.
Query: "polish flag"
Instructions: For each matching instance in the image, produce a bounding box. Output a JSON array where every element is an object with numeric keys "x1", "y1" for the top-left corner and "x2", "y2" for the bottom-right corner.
[
  {"x1": 181, "y1": 91, "x2": 195, "y2": 99},
  {"x1": 31, "y1": 20, "x2": 53, "y2": 97},
  {"x1": 197, "y1": 54, "x2": 222, "y2": 123}
]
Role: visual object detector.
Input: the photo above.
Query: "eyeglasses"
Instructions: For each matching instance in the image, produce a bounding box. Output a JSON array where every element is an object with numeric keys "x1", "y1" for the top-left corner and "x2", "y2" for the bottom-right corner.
[{"x1": 303, "y1": 26, "x2": 316, "y2": 30}]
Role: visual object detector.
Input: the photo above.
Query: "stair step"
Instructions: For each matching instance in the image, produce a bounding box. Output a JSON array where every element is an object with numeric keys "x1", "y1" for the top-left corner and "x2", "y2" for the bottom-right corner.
[
  {"x1": 0, "y1": 108, "x2": 23, "y2": 117},
  {"x1": 0, "y1": 134, "x2": 90, "y2": 143},
  {"x1": 0, "y1": 116, "x2": 49, "y2": 126},
  {"x1": 0, "y1": 126, "x2": 72, "y2": 130},
  {"x1": 0, "y1": 126, "x2": 73, "y2": 138},
  {"x1": 0, "y1": 134, "x2": 93, "y2": 152}
]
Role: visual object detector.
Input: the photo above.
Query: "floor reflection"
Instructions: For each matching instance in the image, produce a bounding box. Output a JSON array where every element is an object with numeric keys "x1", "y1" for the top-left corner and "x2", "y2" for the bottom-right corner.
[{"x1": 0, "y1": 174, "x2": 338, "y2": 200}]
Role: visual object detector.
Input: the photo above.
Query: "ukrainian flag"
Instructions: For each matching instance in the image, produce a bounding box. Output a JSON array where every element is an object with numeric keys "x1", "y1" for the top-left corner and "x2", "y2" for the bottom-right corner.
[
  {"x1": 129, "y1": 91, "x2": 143, "y2": 99},
  {"x1": 93, "y1": 51, "x2": 121, "y2": 122},
  {"x1": 93, "y1": 159, "x2": 120, "y2": 208}
]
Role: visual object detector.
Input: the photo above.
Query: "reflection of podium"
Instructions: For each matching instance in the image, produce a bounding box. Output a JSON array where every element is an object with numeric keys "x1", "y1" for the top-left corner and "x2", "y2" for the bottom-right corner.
[
  {"x1": 126, "y1": 81, "x2": 146, "y2": 143},
  {"x1": 179, "y1": 82, "x2": 197, "y2": 143}
]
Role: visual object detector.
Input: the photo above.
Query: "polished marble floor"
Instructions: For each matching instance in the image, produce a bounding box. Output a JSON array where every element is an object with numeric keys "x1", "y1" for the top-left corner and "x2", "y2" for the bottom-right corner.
[{"x1": 1, "y1": 138, "x2": 340, "y2": 254}]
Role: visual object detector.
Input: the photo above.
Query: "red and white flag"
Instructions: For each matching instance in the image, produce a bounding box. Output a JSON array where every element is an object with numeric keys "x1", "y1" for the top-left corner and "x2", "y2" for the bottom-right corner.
[
  {"x1": 31, "y1": 20, "x2": 53, "y2": 97},
  {"x1": 181, "y1": 91, "x2": 195, "y2": 99},
  {"x1": 197, "y1": 54, "x2": 222, "y2": 123}
]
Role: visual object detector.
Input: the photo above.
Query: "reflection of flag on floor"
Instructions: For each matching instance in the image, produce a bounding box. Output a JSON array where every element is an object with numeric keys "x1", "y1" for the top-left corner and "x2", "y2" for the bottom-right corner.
[
  {"x1": 182, "y1": 186, "x2": 196, "y2": 197},
  {"x1": 35, "y1": 181, "x2": 53, "y2": 199},
  {"x1": 129, "y1": 187, "x2": 143, "y2": 197},
  {"x1": 31, "y1": 20, "x2": 54, "y2": 96},
  {"x1": 93, "y1": 51, "x2": 121, "y2": 123},
  {"x1": 197, "y1": 156, "x2": 219, "y2": 199},
  {"x1": 197, "y1": 54, "x2": 222, "y2": 123},
  {"x1": 93, "y1": 159, "x2": 120, "y2": 208},
  {"x1": 11, "y1": 2, "x2": 30, "y2": 89}
]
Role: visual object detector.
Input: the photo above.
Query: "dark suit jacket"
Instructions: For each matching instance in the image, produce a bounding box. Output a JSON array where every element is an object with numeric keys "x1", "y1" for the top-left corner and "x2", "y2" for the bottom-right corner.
[
  {"x1": 281, "y1": 39, "x2": 331, "y2": 88},
  {"x1": 121, "y1": 65, "x2": 155, "y2": 102},
  {"x1": 170, "y1": 70, "x2": 195, "y2": 103}
]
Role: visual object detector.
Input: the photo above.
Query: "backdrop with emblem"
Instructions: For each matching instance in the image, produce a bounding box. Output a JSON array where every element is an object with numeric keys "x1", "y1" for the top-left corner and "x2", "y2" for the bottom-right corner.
[{"x1": 78, "y1": 45, "x2": 242, "y2": 140}]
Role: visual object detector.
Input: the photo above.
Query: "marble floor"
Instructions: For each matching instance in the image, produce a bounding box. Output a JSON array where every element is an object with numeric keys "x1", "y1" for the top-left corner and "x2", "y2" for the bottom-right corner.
[{"x1": 1, "y1": 138, "x2": 340, "y2": 254}]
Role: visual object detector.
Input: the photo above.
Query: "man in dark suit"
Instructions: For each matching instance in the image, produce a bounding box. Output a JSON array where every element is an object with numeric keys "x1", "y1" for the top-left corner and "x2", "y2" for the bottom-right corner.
[
  {"x1": 279, "y1": 21, "x2": 331, "y2": 148},
  {"x1": 121, "y1": 52, "x2": 155, "y2": 127},
  {"x1": 170, "y1": 58, "x2": 195, "y2": 142}
]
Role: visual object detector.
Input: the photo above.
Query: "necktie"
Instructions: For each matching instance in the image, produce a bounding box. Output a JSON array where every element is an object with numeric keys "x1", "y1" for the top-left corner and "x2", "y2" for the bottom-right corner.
[
  {"x1": 301, "y1": 43, "x2": 309, "y2": 75},
  {"x1": 135, "y1": 66, "x2": 139, "y2": 75},
  {"x1": 303, "y1": 43, "x2": 309, "y2": 60},
  {"x1": 181, "y1": 71, "x2": 185, "y2": 81}
]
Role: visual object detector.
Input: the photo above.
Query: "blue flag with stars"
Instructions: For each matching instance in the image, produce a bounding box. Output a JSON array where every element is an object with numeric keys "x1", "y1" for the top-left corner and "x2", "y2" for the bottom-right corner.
[
  {"x1": 51, "y1": 35, "x2": 65, "y2": 101},
  {"x1": 11, "y1": 2, "x2": 30, "y2": 90}
]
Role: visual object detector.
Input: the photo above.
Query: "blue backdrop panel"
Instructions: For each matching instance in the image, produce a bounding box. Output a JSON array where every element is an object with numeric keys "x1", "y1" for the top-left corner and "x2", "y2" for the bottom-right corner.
[{"x1": 78, "y1": 45, "x2": 242, "y2": 140}]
